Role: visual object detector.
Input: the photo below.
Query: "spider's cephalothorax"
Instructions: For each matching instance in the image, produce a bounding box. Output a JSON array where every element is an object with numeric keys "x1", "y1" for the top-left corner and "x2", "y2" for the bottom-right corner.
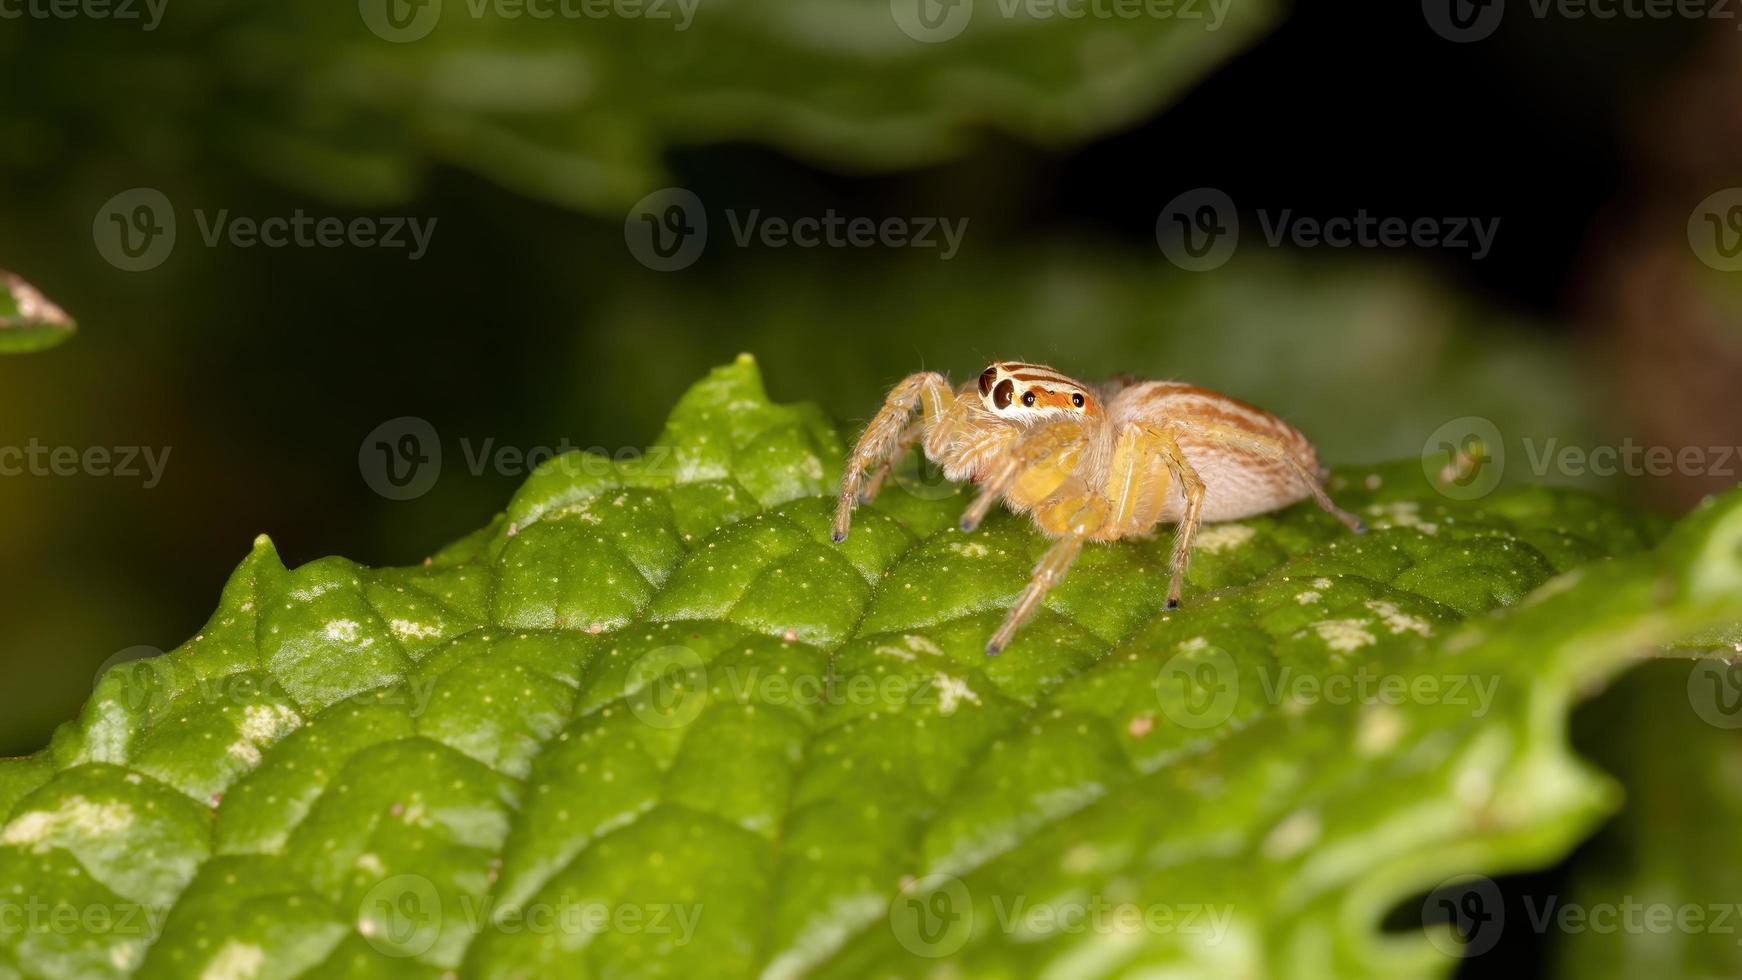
[{"x1": 833, "y1": 361, "x2": 1364, "y2": 654}]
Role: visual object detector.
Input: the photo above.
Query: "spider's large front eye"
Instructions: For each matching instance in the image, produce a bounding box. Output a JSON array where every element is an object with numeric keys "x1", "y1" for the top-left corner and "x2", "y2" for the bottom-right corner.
[
  {"x1": 1021, "y1": 391, "x2": 1036, "y2": 407},
  {"x1": 993, "y1": 379, "x2": 1014, "y2": 409},
  {"x1": 1071, "y1": 393, "x2": 1085, "y2": 408}
]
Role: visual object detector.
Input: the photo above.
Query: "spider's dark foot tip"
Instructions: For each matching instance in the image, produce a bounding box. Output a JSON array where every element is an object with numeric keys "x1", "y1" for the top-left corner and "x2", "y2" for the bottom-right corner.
[
  {"x1": 1166, "y1": 598, "x2": 1180, "y2": 610},
  {"x1": 830, "y1": 530, "x2": 848, "y2": 544},
  {"x1": 984, "y1": 641, "x2": 1003, "y2": 656},
  {"x1": 1353, "y1": 519, "x2": 1368, "y2": 535},
  {"x1": 959, "y1": 518, "x2": 978, "y2": 533}
]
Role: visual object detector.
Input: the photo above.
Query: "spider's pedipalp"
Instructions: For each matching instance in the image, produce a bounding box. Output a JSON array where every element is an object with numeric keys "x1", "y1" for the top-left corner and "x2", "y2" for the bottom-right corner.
[{"x1": 958, "y1": 419, "x2": 1086, "y2": 533}]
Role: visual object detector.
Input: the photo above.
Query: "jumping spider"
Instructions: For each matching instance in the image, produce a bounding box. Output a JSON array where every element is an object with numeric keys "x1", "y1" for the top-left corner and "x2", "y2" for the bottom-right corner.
[{"x1": 832, "y1": 362, "x2": 1365, "y2": 654}]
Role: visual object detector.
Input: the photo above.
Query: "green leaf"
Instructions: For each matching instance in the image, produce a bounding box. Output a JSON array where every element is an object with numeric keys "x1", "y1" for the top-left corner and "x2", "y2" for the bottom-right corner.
[
  {"x1": 3, "y1": 355, "x2": 1740, "y2": 979},
  {"x1": 0, "y1": 272, "x2": 74, "y2": 353}
]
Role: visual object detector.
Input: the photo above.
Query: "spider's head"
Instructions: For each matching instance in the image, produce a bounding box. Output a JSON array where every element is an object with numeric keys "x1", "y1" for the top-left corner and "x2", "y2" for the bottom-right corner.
[{"x1": 977, "y1": 362, "x2": 1100, "y2": 423}]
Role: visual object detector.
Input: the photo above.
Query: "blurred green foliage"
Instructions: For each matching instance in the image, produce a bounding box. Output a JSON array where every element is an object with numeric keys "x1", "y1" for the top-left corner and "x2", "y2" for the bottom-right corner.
[{"x1": 0, "y1": 0, "x2": 1279, "y2": 213}]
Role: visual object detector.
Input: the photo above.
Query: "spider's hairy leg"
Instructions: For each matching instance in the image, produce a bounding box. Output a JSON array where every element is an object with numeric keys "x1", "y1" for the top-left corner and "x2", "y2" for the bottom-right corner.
[
  {"x1": 833, "y1": 371, "x2": 955, "y2": 542},
  {"x1": 986, "y1": 495, "x2": 1106, "y2": 655},
  {"x1": 1169, "y1": 417, "x2": 1367, "y2": 534},
  {"x1": 858, "y1": 417, "x2": 923, "y2": 504},
  {"x1": 959, "y1": 420, "x2": 1086, "y2": 533},
  {"x1": 1136, "y1": 425, "x2": 1205, "y2": 609}
]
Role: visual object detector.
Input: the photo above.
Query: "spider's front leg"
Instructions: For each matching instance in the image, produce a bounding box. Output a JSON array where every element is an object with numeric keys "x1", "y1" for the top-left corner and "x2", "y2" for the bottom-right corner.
[{"x1": 833, "y1": 372, "x2": 955, "y2": 542}]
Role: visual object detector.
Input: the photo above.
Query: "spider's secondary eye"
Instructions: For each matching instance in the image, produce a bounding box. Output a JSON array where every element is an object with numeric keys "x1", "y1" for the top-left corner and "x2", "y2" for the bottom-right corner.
[
  {"x1": 1021, "y1": 391, "x2": 1036, "y2": 408},
  {"x1": 1071, "y1": 393, "x2": 1085, "y2": 408},
  {"x1": 993, "y1": 379, "x2": 1014, "y2": 409},
  {"x1": 978, "y1": 367, "x2": 997, "y2": 396}
]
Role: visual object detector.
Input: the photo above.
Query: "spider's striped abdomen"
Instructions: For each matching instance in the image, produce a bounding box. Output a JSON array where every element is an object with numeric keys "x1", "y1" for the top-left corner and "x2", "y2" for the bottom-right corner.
[{"x1": 1112, "y1": 382, "x2": 1318, "y2": 523}]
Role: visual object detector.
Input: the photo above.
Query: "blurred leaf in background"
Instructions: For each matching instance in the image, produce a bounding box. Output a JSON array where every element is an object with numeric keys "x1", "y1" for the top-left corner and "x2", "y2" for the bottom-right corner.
[{"x1": 0, "y1": 0, "x2": 1281, "y2": 213}]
